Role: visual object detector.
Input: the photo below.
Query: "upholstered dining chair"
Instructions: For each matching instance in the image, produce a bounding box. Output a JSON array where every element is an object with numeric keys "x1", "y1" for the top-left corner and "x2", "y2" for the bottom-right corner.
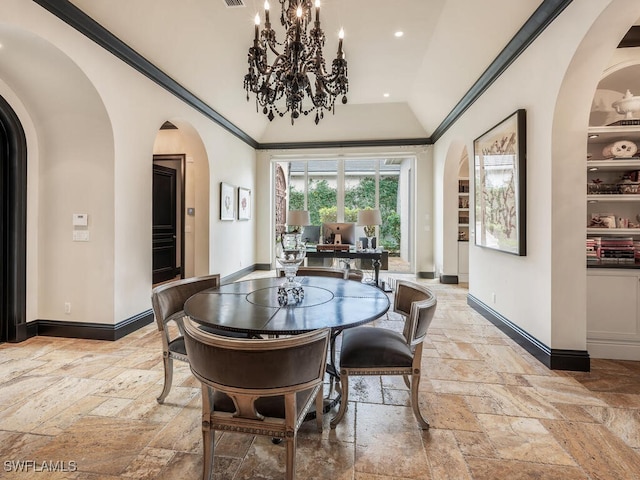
[
  {"x1": 151, "y1": 274, "x2": 245, "y2": 404},
  {"x1": 182, "y1": 317, "x2": 330, "y2": 480},
  {"x1": 278, "y1": 266, "x2": 364, "y2": 282},
  {"x1": 330, "y1": 280, "x2": 437, "y2": 430}
]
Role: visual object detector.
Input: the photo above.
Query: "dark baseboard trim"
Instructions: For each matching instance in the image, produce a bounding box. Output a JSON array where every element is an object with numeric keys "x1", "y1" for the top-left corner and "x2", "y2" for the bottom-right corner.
[
  {"x1": 35, "y1": 310, "x2": 154, "y2": 341},
  {"x1": 222, "y1": 265, "x2": 260, "y2": 284},
  {"x1": 467, "y1": 294, "x2": 590, "y2": 372},
  {"x1": 11, "y1": 323, "x2": 30, "y2": 343},
  {"x1": 26, "y1": 322, "x2": 38, "y2": 339},
  {"x1": 254, "y1": 263, "x2": 272, "y2": 271},
  {"x1": 440, "y1": 274, "x2": 459, "y2": 284},
  {"x1": 417, "y1": 271, "x2": 436, "y2": 279}
]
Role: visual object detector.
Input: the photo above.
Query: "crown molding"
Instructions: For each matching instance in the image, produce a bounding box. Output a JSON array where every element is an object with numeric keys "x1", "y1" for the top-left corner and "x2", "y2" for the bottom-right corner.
[{"x1": 32, "y1": 0, "x2": 571, "y2": 149}]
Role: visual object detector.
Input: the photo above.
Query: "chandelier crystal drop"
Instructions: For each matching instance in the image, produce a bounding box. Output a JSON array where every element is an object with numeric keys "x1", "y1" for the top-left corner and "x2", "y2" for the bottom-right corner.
[{"x1": 244, "y1": 0, "x2": 349, "y2": 125}]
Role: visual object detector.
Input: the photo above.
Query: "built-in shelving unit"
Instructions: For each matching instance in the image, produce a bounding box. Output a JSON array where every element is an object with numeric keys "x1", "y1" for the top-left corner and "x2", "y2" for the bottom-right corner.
[
  {"x1": 457, "y1": 176, "x2": 469, "y2": 283},
  {"x1": 586, "y1": 128, "x2": 640, "y2": 268},
  {"x1": 458, "y1": 178, "x2": 469, "y2": 242},
  {"x1": 586, "y1": 124, "x2": 640, "y2": 360}
]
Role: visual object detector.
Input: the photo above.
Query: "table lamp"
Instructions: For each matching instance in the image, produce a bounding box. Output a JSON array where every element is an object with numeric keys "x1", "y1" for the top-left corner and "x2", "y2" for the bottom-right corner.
[
  {"x1": 286, "y1": 210, "x2": 311, "y2": 233},
  {"x1": 357, "y1": 209, "x2": 382, "y2": 250}
]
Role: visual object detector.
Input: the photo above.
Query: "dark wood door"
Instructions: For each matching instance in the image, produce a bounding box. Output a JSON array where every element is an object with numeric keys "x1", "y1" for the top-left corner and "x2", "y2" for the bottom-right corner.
[{"x1": 153, "y1": 164, "x2": 178, "y2": 284}]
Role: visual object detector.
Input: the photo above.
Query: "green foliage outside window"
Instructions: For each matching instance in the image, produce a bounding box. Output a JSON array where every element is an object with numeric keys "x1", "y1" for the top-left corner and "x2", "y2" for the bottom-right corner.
[{"x1": 288, "y1": 175, "x2": 401, "y2": 252}]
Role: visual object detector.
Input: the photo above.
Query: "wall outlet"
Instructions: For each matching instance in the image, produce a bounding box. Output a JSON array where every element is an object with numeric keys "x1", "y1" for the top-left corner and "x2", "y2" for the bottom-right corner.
[{"x1": 64, "y1": 302, "x2": 71, "y2": 314}]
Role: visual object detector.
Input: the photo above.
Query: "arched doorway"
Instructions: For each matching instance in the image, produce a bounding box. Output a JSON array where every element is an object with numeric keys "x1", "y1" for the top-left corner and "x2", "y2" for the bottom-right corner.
[
  {"x1": 0, "y1": 94, "x2": 27, "y2": 343},
  {"x1": 153, "y1": 120, "x2": 210, "y2": 279}
]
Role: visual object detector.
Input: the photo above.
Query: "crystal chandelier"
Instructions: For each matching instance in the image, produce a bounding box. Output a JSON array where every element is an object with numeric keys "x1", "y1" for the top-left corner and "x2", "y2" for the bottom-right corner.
[{"x1": 244, "y1": 0, "x2": 349, "y2": 125}]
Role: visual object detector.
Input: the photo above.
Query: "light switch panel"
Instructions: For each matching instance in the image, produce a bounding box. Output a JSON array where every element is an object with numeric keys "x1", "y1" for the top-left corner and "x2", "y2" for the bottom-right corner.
[
  {"x1": 73, "y1": 213, "x2": 88, "y2": 226},
  {"x1": 73, "y1": 230, "x2": 90, "y2": 242}
]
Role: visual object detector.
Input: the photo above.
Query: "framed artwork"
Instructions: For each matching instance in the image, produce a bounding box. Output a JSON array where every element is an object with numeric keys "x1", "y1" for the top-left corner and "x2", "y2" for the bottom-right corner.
[
  {"x1": 220, "y1": 182, "x2": 235, "y2": 221},
  {"x1": 238, "y1": 187, "x2": 251, "y2": 220},
  {"x1": 473, "y1": 109, "x2": 527, "y2": 256}
]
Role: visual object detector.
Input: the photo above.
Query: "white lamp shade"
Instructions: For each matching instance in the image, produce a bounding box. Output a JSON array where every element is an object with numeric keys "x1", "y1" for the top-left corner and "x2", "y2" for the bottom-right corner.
[
  {"x1": 287, "y1": 210, "x2": 311, "y2": 226},
  {"x1": 357, "y1": 209, "x2": 382, "y2": 226}
]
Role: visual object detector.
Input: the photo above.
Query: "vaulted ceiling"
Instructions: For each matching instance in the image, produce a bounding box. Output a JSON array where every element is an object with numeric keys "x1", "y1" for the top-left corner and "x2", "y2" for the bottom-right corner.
[{"x1": 28, "y1": 1, "x2": 637, "y2": 147}]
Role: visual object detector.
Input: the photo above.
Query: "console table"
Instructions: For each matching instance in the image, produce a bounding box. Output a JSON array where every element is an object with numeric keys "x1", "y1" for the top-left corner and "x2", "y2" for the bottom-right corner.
[{"x1": 305, "y1": 247, "x2": 388, "y2": 288}]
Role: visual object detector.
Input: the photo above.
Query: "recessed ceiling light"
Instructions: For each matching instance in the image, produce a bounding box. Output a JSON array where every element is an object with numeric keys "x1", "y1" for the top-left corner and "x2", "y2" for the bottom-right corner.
[
  {"x1": 394, "y1": 31, "x2": 404, "y2": 38},
  {"x1": 588, "y1": 167, "x2": 598, "y2": 171},
  {"x1": 383, "y1": 93, "x2": 390, "y2": 98},
  {"x1": 588, "y1": 134, "x2": 599, "y2": 139}
]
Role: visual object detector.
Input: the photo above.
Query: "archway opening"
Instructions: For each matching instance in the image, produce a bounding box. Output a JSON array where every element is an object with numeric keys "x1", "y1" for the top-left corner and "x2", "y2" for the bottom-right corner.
[
  {"x1": 152, "y1": 120, "x2": 210, "y2": 282},
  {"x1": 0, "y1": 95, "x2": 27, "y2": 343}
]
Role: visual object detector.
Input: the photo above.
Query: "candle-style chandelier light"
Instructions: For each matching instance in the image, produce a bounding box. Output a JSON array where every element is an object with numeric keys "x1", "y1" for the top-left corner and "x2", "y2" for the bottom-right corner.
[{"x1": 244, "y1": 0, "x2": 348, "y2": 125}]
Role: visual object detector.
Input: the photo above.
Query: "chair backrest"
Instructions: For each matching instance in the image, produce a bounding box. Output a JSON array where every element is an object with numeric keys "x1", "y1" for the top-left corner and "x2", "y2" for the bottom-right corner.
[
  {"x1": 183, "y1": 317, "x2": 330, "y2": 419},
  {"x1": 345, "y1": 269, "x2": 364, "y2": 282},
  {"x1": 151, "y1": 274, "x2": 220, "y2": 330},
  {"x1": 279, "y1": 266, "x2": 363, "y2": 281},
  {"x1": 394, "y1": 280, "x2": 437, "y2": 346}
]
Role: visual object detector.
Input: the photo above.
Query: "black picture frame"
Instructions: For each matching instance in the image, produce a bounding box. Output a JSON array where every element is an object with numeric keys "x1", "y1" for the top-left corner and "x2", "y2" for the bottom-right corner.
[{"x1": 473, "y1": 109, "x2": 527, "y2": 255}]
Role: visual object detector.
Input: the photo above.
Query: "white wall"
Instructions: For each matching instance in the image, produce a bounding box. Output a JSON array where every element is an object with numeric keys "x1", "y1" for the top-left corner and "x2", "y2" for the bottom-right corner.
[
  {"x1": 1, "y1": 1, "x2": 257, "y2": 325},
  {"x1": 433, "y1": 0, "x2": 640, "y2": 350}
]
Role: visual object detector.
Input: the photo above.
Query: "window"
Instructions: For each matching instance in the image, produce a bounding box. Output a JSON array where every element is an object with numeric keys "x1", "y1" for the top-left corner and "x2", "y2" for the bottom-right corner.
[{"x1": 274, "y1": 156, "x2": 412, "y2": 272}]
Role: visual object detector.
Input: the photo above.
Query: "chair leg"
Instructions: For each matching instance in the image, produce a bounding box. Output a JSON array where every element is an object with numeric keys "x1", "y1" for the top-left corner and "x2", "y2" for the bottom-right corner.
[
  {"x1": 157, "y1": 356, "x2": 173, "y2": 404},
  {"x1": 202, "y1": 426, "x2": 215, "y2": 480},
  {"x1": 410, "y1": 371, "x2": 429, "y2": 430},
  {"x1": 202, "y1": 385, "x2": 215, "y2": 480},
  {"x1": 315, "y1": 387, "x2": 324, "y2": 432},
  {"x1": 285, "y1": 435, "x2": 296, "y2": 480},
  {"x1": 330, "y1": 373, "x2": 349, "y2": 429}
]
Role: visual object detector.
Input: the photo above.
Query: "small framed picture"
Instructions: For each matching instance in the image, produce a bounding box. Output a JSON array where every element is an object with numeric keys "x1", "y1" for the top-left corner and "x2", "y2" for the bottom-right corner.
[
  {"x1": 238, "y1": 187, "x2": 251, "y2": 220},
  {"x1": 220, "y1": 182, "x2": 234, "y2": 221}
]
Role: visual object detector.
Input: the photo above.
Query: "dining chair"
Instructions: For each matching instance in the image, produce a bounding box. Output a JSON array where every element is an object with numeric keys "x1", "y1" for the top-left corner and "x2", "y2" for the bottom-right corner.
[
  {"x1": 330, "y1": 280, "x2": 437, "y2": 430},
  {"x1": 151, "y1": 274, "x2": 246, "y2": 404},
  {"x1": 182, "y1": 317, "x2": 330, "y2": 480}
]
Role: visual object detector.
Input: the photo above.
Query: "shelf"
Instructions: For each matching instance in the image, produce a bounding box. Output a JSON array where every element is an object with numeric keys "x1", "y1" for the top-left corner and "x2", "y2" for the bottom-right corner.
[
  {"x1": 587, "y1": 159, "x2": 640, "y2": 171},
  {"x1": 587, "y1": 228, "x2": 640, "y2": 235},
  {"x1": 587, "y1": 194, "x2": 640, "y2": 202},
  {"x1": 458, "y1": 192, "x2": 469, "y2": 196},
  {"x1": 588, "y1": 126, "x2": 640, "y2": 142},
  {"x1": 458, "y1": 224, "x2": 469, "y2": 228}
]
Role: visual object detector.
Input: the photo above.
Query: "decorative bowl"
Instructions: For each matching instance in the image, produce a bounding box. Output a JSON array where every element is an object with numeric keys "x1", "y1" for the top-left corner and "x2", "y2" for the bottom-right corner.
[{"x1": 612, "y1": 89, "x2": 640, "y2": 119}]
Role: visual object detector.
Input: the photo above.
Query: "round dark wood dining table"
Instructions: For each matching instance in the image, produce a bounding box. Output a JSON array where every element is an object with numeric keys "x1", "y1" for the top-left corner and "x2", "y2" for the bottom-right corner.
[
  {"x1": 184, "y1": 275, "x2": 390, "y2": 336},
  {"x1": 184, "y1": 275, "x2": 390, "y2": 421}
]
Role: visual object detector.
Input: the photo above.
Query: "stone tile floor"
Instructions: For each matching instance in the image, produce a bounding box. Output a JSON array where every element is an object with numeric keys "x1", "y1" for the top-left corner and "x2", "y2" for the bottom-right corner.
[{"x1": 0, "y1": 274, "x2": 639, "y2": 479}]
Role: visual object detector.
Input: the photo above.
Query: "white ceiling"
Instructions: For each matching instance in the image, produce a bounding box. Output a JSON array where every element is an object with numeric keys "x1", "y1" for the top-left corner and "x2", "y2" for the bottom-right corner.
[{"x1": 57, "y1": 1, "x2": 550, "y2": 143}]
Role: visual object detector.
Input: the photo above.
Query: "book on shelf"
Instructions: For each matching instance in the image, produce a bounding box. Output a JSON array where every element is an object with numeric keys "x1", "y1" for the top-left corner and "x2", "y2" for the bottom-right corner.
[
  {"x1": 607, "y1": 119, "x2": 640, "y2": 126},
  {"x1": 586, "y1": 236, "x2": 640, "y2": 265}
]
